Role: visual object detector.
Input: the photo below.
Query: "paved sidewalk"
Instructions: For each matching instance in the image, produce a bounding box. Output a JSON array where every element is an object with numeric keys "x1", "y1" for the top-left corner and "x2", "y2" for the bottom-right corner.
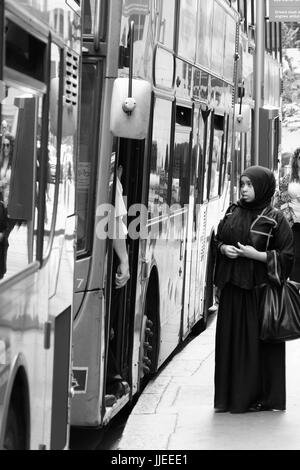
[{"x1": 117, "y1": 315, "x2": 300, "y2": 450}]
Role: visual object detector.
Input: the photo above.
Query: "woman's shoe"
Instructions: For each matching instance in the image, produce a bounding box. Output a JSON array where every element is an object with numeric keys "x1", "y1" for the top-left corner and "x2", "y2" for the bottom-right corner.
[
  {"x1": 248, "y1": 402, "x2": 267, "y2": 412},
  {"x1": 248, "y1": 402, "x2": 285, "y2": 412}
]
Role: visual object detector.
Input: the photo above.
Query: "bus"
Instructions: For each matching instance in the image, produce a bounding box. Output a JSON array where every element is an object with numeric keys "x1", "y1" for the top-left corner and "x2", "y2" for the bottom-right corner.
[
  {"x1": 232, "y1": 0, "x2": 282, "y2": 191},
  {"x1": 71, "y1": 0, "x2": 240, "y2": 428},
  {"x1": 0, "y1": 0, "x2": 81, "y2": 450}
]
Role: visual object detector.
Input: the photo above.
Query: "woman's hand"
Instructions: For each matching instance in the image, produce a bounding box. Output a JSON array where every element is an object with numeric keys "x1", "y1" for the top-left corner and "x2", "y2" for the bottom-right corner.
[
  {"x1": 235, "y1": 242, "x2": 267, "y2": 263},
  {"x1": 115, "y1": 260, "x2": 130, "y2": 289},
  {"x1": 221, "y1": 244, "x2": 239, "y2": 259}
]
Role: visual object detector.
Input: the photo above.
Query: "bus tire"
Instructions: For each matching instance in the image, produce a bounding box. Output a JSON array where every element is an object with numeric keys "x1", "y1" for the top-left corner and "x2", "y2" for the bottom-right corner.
[
  {"x1": 138, "y1": 272, "x2": 159, "y2": 390},
  {"x1": 138, "y1": 314, "x2": 154, "y2": 389}
]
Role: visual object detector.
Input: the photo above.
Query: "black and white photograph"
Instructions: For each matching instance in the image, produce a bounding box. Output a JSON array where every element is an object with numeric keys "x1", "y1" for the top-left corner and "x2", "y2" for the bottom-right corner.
[{"x1": 1, "y1": 0, "x2": 300, "y2": 456}]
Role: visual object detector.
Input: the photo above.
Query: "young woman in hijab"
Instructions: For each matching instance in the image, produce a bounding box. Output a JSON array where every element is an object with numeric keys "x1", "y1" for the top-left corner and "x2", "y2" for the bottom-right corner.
[{"x1": 214, "y1": 166, "x2": 294, "y2": 413}]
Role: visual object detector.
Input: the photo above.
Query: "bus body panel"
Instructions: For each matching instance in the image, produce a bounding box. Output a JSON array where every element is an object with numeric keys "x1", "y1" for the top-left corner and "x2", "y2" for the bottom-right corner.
[
  {"x1": 0, "y1": 264, "x2": 48, "y2": 449},
  {"x1": 71, "y1": 289, "x2": 105, "y2": 426}
]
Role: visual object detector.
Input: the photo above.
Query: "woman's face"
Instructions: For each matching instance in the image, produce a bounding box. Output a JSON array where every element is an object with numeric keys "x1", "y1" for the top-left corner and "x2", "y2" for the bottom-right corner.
[
  {"x1": 240, "y1": 176, "x2": 255, "y2": 203},
  {"x1": 3, "y1": 139, "x2": 10, "y2": 157}
]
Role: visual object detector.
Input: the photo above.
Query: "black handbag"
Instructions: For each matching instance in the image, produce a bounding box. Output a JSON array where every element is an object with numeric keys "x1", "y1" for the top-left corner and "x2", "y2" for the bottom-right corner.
[{"x1": 260, "y1": 280, "x2": 300, "y2": 342}]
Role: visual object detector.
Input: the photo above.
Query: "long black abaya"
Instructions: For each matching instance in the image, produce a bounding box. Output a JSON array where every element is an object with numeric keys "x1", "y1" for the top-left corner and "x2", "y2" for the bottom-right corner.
[{"x1": 214, "y1": 166, "x2": 293, "y2": 413}]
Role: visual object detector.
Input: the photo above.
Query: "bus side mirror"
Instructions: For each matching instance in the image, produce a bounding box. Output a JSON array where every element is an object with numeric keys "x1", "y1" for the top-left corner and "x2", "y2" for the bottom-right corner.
[
  {"x1": 110, "y1": 78, "x2": 151, "y2": 140},
  {"x1": 234, "y1": 104, "x2": 251, "y2": 133}
]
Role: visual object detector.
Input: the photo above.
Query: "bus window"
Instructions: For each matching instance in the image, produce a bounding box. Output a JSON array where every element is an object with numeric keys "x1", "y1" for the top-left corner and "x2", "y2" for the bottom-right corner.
[
  {"x1": 194, "y1": 110, "x2": 206, "y2": 204},
  {"x1": 157, "y1": 0, "x2": 175, "y2": 49},
  {"x1": 119, "y1": 0, "x2": 151, "y2": 79},
  {"x1": 178, "y1": 0, "x2": 197, "y2": 61},
  {"x1": 224, "y1": 14, "x2": 236, "y2": 82},
  {"x1": 83, "y1": 0, "x2": 106, "y2": 38},
  {"x1": 77, "y1": 62, "x2": 100, "y2": 254},
  {"x1": 207, "y1": 114, "x2": 224, "y2": 200},
  {"x1": 0, "y1": 85, "x2": 40, "y2": 278},
  {"x1": 220, "y1": 115, "x2": 230, "y2": 194},
  {"x1": 197, "y1": 0, "x2": 213, "y2": 69},
  {"x1": 171, "y1": 106, "x2": 192, "y2": 206},
  {"x1": 149, "y1": 98, "x2": 172, "y2": 211},
  {"x1": 211, "y1": 2, "x2": 225, "y2": 75},
  {"x1": 83, "y1": 0, "x2": 95, "y2": 35},
  {"x1": 43, "y1": 43, "x2": 62, "y2": 256},
  {"x1": 201, "y1": 110, "x2": 212, "y2": 203}
]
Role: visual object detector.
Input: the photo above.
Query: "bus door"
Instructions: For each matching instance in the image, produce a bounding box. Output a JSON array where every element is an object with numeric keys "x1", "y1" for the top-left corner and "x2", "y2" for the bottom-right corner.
[
  {"x1": 182, "y1": 105, "x2": 206, "y2": 337},
  {"x1": 171, "y1": 104, "x2": 192, "y2": 337},
  {"x1": 106, "y1": 137, "x2": 145, "y2": 399},
  {"x1": 192, "y1": 108, "x2": 212, "y2": 326},
  {"x1": 71, "y1": 57, "x2": 109, "y2": 424}
]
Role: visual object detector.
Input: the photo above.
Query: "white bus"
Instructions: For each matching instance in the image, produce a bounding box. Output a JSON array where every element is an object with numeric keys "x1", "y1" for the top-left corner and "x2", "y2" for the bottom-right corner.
[
  {"x1": 71, "y1": 0, "x2": 239, "y2": 428},
  {"x1": 0, "y1": 0, "x2": 81, "y2": 449}
]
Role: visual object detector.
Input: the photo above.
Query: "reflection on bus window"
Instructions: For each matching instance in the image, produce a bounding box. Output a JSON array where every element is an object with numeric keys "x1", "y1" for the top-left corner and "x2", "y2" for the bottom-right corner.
[
  {"x1": 83, "y1": 0, "x2": 96, "y2": 34},
  {"x1": 211, "y1": 1, "x2": 225, "y2": 74},
  {"x1": 149, "y1": 99, "x2": 172, "y2": 210},
  {"x1": 77, "y1": 63, "x2": 98, "y2": 254},
  {"x1": 157, "y1": 0, "x2": 175, "y2": 49},
  {"x1": 197, "y1": 0, "x2": 213, "y2": 69},
  {"x1": 43, "y1": 43, "x2": 61, "y2": 256},
  {"x1": 1, "y1": 85, "x2": 40, "y2": 278},
  {"x1": 209, "y1": 130, "x2": 224, "y2": 199},
  {"x1": 119, "y1": 0, "x2": 152, "y2": 79},
  {"x1": 178, "y1": 0, "x2": 197, "y2": 61}
]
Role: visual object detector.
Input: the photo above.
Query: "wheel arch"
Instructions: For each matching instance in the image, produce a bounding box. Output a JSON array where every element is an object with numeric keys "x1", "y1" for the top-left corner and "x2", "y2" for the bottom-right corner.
[
  {"x1": 0, "y1": 354, "x2": 30, "y2": 449},
  {"x1": 138, "y1": 264, "x2": 160, "y2": 379}
]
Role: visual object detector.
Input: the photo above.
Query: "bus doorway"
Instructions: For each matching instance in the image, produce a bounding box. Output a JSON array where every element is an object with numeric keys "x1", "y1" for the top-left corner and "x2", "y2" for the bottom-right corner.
[{"x1": 105, "y1": 137, "x2": 145, "y2": 406}]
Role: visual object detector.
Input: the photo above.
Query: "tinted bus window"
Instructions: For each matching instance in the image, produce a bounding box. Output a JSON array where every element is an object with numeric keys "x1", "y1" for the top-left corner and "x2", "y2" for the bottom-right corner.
[
  {"x1": 77, "y1": 63, "x2": 100, "y2": 254},
  {"x1": 197, "y1": 0, "x2": 213, "y2": 69},
  {"x1": 83, "y1": 0, "x2": 95, "y2": 34},
  {"x1": 157, "y1": 0, "x2": 175, "y2": 49},
  {"x1": 178, "y1": 0, "x2": 197, "y2": 61},
  {"x1": 149, "y1": 98, "x2": 172, "y2": 210}
]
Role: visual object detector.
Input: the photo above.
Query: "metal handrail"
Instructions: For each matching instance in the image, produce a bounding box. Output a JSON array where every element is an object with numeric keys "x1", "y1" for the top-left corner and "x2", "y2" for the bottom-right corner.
[{"x1": 94, "y1": 0, "x2": 102, "y2": 52}]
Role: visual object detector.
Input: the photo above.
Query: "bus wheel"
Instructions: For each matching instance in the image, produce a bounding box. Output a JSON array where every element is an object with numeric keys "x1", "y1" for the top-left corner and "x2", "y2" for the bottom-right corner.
[
  {"x1": 3, "y1": 407, "x2": 23, "y2": 450},
  {"x1": 138, "y1": 314, "x2": 154, "y2": 389}
]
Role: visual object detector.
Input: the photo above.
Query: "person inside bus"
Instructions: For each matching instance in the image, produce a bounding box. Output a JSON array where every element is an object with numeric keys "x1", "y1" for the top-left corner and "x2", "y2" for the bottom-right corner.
[
  {"x1": 106, "y1": 164, "x2": 130, "y2": 406},
  {"x1": 214, "y1": 166, "x2": 294, "y2": 413},
  {"x1": 0, "y1": 120, "x2": 9, "y2": 147},
  {"x1": 0, "y1": 135, "x2": 13, "y2": 206},
  {"x1": 274, "y1": 148, "x2": 300, "y2": 282},
  {"x1": 0, "y1": 134, "x2": 14, "y2": 279}
]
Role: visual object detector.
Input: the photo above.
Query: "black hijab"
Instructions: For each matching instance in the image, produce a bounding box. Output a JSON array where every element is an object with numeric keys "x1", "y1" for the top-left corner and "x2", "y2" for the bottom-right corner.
[
  {"x1": 238, "y1": 165, "x2": 276, "y2": 211},
  {"x1": 217, "y1": 165, "x2": 276, "y2": 248}
]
